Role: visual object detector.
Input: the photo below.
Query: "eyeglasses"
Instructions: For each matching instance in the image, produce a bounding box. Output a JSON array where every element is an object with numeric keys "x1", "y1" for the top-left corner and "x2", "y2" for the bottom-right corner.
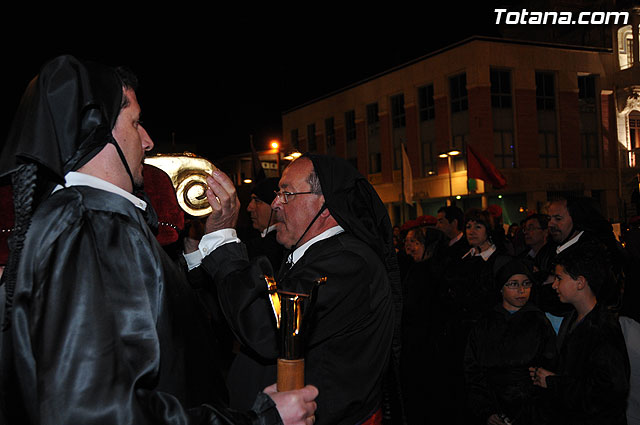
[
  {"x1": 504, "y1": 280, "x2": 533, "y2": 290},
  {"x1": 274, "y1": 190, "x2": 317, "y2": 204}
]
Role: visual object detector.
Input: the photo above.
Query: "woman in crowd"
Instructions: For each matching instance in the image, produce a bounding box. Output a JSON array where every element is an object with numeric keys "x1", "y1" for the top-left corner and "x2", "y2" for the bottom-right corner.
[
  {"x1": 465, "y1": 258, "x2": 557, "y2": 425},
  {"x1": 438, "y1": 208, "x2": 512, "y2": 424},
  {"x1": 400, "y1": 225, "x2": 449, "y2": 424}
]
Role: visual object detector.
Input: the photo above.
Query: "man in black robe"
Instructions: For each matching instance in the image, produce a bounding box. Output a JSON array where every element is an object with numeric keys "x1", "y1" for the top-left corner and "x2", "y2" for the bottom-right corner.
[
  {"x1": 187, "y1": 154, "x2": 403, "y2": 424},
  {"x1": 0, "y1": 55, "x2": 317, "y2": 425}
]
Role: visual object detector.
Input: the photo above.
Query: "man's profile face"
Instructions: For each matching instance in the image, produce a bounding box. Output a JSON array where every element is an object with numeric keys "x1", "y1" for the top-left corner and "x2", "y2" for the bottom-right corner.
[
  {"x1": 523, "y1": 218, "x2": 547, "y2": 248},
  {"x1": 548, "y1": 201, "x2": 573, "y2": 244},
  {"x1": 271, "y1": 158, "x2": 323, "y2": 249},
  {"x1": 436, "y1": 211, "x2": 457, "y2": 239},
  {"x1": 247, "y1": 194, "x2": 273, "y2": 231},
  {"x1": 111, "y1": 88, "x2": 154, "y2": 190}
]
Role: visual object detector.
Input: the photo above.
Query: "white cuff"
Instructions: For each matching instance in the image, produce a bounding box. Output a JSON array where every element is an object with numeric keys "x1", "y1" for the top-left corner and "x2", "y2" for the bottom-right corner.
[{"x1": 183, "y1": 228, "x2": 240, "y2": 270}]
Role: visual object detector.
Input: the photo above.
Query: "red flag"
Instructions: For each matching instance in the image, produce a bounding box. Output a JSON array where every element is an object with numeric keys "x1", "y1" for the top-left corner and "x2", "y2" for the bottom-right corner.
[{"x1": 466, "y1": 145, "x2": 507, "y2": 189}]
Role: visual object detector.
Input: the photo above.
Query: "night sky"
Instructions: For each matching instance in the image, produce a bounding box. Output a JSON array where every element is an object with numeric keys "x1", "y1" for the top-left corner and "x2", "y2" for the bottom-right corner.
[{"x1": 0, "y1": 6, "x2": 503, "y2": 163}]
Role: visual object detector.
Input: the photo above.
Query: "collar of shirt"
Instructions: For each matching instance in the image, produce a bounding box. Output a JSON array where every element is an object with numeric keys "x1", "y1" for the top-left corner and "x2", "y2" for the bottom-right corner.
[
  {"x1": 288, "y1": 225, "x2": 345, "y2": 265},
  {"x1": 449, "y1": 231, "x2": 463, "y2": 247},
  {"x1": 462, "y1": 243, "x2": 497, "y2": 261},
  {"x1": 261, "y1": 224, "x2": 278, "y2": 238},
  {"x1": 53, "y1": 171, "x2": 147, "y2": 211},
  {"x1": 556, "y1": 231, "x2": 584, "y2": 254}
]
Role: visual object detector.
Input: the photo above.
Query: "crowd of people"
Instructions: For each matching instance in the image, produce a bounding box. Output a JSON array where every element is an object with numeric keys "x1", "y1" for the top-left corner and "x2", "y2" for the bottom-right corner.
[
  {"x1": 395, "y1": 202, "x2": 639, "y2": 424},
  {"x1": 0, "y1": 54, "x2": 639, "y2": 425}
]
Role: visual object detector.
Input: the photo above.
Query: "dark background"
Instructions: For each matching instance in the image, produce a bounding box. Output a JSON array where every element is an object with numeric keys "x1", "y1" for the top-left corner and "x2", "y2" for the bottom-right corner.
[{"x1": 0, "y1": 5, "x2": 543, "y2": 162}]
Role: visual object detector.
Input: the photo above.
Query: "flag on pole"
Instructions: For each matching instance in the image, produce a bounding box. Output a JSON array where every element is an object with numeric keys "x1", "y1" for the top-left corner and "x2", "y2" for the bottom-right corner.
[
  {"x1": 466, "y1": 145, "x2": 507, "y2": 189},
  {"x1": 401, "y1": 143, "x2": 414, "y2": 205}
]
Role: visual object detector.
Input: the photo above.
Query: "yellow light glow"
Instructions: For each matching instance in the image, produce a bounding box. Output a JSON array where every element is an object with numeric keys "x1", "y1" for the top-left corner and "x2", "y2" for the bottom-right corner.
[
  {"x1": 243, "y1": 179, "x2": 253, "y2": 184},
  {"x1": 270, "y1": 140, "x2": 280, "y2": 149},
  {"x1": 448, "y1": 149, "x2": 461, "y2": 156}
]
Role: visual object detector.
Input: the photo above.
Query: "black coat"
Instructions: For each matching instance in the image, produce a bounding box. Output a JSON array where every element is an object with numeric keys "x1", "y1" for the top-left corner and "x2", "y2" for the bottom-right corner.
[
  {"x1": 464, "y1": 303, "x2": 557, "y2": 424},
  {"x1": 0, "y1": 186, "x2": 277, "y2": 425},
  {"x1": 546, "y1": 304, "x2": 630, "y2": 425},
  {"x1": 200, "y1": 232, "x2": 394, "y2": 425}
]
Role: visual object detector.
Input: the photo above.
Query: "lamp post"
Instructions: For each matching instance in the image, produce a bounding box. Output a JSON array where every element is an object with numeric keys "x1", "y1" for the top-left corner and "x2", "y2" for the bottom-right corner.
[{"x1": 439, "y1": 149, "x2": 461, "y2": 205}]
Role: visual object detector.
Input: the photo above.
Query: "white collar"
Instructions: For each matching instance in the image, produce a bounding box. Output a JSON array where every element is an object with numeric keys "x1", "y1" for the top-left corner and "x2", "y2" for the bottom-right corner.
[
  {"x1": 288, "y1": 225, "x2": 345, "y2": 265},
  {"x1": 462, "y1": 244, "x2": 497, "y2": 261},
  {"x1": 556, "y1": 231, "x2": 584, "y2": 254},
  {"x1": 449, "y1": 231, "x2": 463, "y2": 246},
  {"x1": 261, "y1": 224, "x2": 278, "y2": 238},
  {"x1": 53, "y1": 171, "x2": 147, "y2": 211}
]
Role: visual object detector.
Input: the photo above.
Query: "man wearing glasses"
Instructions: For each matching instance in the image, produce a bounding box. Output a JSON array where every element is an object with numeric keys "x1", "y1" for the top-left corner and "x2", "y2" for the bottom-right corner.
[{"x1": 186, "y1": 154, "x2": 399, "y2": 425}]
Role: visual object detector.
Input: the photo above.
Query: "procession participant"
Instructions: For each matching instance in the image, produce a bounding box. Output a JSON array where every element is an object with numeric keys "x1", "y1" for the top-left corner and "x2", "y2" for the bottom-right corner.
[
  {"x1": 188, "y1": 154, "x2": 402, "y2": 425},
  {"x1": 0, "y1": 54, "x2": 317, "y2": 425}
]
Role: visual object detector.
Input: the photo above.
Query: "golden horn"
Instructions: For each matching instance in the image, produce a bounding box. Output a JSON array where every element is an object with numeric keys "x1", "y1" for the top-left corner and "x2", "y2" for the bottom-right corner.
[{"x1": 144, "y1": 153, "x2": 217, "y2": 217}]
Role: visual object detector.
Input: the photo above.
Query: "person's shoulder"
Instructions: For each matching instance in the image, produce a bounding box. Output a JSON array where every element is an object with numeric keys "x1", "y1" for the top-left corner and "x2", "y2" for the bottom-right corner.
[
  {"x1": 41, "y1": 185, "x2": 140, "y2": 217},
  {"x1": 31, "y1": 186, "x2": 147, "y2": 245},
  {"x1": 307, "y1": 232, "x2": 384, "y2": 268}
]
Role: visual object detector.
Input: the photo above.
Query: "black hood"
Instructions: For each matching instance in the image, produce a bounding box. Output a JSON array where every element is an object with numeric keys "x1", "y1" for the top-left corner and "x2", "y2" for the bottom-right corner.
[{"x1": 0, "y1": 55, "x2": 123, "y2": 183}]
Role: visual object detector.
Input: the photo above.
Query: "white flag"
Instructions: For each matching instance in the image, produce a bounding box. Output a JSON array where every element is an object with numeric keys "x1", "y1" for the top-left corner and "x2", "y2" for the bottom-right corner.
[{"x1": 401, "y1": 143, "x2": 413, "y2": 206}]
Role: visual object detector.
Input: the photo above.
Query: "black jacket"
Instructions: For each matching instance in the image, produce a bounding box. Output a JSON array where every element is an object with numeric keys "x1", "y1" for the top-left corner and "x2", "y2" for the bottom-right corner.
[
  {"x1": 201, "y1": 232, "x2": 394, "y2": 425},
  {"x1": 464, "y1": 303, "x2": 557, "y2": 424},
  {"x1": 0, "y1": 186, "x2": 279, "y2": 425},
  {"x1": 546, "y1": 304, "x2": 630, "y2": 425}
]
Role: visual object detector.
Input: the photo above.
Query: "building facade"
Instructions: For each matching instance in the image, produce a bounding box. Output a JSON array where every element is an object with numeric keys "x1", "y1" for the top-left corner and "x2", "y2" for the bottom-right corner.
[{"x1": 280, "y1": 23, "x2": 640, "y2": 226}]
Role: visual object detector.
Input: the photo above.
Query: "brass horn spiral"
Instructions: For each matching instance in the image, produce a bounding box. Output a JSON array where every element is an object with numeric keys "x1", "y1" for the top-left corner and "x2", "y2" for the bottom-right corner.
[{"x1": 144, "y1": 153, "x2": 217, "y2": 217}]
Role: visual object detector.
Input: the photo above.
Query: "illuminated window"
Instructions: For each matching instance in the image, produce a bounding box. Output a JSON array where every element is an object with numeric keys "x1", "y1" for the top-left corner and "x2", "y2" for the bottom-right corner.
[
  {"x1": 631, "y1": 111, "x2": 640, "y2": 149},
  {"x1": 618, "y1": 25, "x2": 634, "y2": 70}
]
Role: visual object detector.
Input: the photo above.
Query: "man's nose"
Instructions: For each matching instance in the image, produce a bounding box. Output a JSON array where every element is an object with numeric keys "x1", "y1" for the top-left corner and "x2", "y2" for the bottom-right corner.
[{"x1": 139, "y1": 125, "x2": 154, "y2": 151}]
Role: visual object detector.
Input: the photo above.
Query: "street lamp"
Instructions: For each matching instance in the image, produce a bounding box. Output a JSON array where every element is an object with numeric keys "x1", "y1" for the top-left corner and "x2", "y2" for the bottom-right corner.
[
  {"x1": 270, "y1": 140, "x2": 281, "y2": 176},
  {"x1": 439, "y1": 149, "x2": 461, "y2": 205}
]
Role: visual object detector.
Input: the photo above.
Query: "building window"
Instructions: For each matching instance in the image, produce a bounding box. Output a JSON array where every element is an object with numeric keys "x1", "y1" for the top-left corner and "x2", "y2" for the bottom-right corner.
[
  {"x1": 307, "y1": 123, "x2": 316, "y2": 152},
  {"x1": 538, "y1": 131, "x2": 559, "y2": 168},
  {"x1": 536, "y1": 72, "x2": 555, "y2": 111},
  {"x1": 618, "y1": 25, "x2": 634, "y2": 70},
  {"x1": 450, "y1": 73, "x2": 468, "y2": 113},
  {"x1": 391, "y1": 94, "x2": 406, "y2": 129},
  {"x1": 345, "y1": 110, "x2": 356, "y2": 142},
  {"x1": 325, "y1": 117, "x2": 335, "y2": 155},
  {"x1": 491, "y1": 69, "x2": 515, "y2": 168},
  {"x1": 290, "y1": 129, "x2": 299, "y2": 150},
  {"x1": 391, "y1": 94, "x2": 406, "y2": 170},
  {"x1": 490, "y1": 69, "x2": 512, "y2": 108},
  {"x1": 345, "y1": 110, "x2": 357, "y2": 169},
  {"x1": 536, "y1": 72, "x2": 558, "y2": 168},
  {"x1": 494, "y1": 130, "x2": 516, "y2": 168},
  {"x1": 578, "y1": 75, "x2": 597, "y2": 113},
  {"x1": 418, "y1": 84, "x2": 435, "y2": 121},
  {"x1": 367, "y1": 102, "x2": 381, "y2": 174},
  {"x1": 579, "y1": 75, "x2": 599, "y2": 168},
  {"x1": 630, "y1": 112, "x2": 640, "y2": 149},
  {"x1": 582, "y1": 133, "x2": 600, "y2": 168}
]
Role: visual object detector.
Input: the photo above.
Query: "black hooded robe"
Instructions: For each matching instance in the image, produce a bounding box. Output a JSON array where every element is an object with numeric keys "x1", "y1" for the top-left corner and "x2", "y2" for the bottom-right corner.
[{"x1": 0, "y1": 55, "x2": 281, "y2": 425}]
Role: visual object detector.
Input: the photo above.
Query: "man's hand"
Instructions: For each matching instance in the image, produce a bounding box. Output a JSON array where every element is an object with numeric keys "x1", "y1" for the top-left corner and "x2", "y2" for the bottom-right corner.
[
  {"x1": 487, "y1": 413, "x2": 508, "y2": 425},
  {"x1": 263, "y1": 384, "x2": 318, "y2": 425},
  {"x1": 529, "y1": 366, "x2": 555, "y2": 388},
  {"x1": 204, "y1": 170, "x2": 241, "y2": 234}
]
